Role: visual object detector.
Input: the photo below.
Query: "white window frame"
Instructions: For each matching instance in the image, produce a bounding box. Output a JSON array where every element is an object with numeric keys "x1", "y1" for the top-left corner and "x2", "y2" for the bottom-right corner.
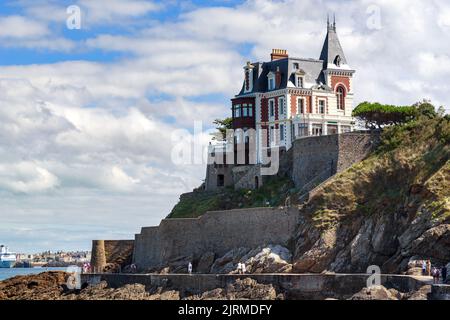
[
  {"x1": 298, "y1": 123, "x2": 308, "y2": 137},
  {"x1": 270, "y1": 125, "x2": 275, "y2": 144},
  {"x1": 234, "y1": 104, "x2": 241, "y2": 117},
  {"x1": 268, "y1": 77, "x2": 275, "y2": 90},
  {"x1": 318, "y1": 99, "x2": 326, "y2": 114},
  {"x1": 269, "y1": 99, "x2": 275, "y2": 118},
  {"x1": 297, "y1": 76, "x2": 304, "y2": 88}
]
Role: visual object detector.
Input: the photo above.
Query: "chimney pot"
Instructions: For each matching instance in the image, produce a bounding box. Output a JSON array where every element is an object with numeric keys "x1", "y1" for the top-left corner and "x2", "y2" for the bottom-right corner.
[{"x1": 271, "y1": 48, "x2": 288, "y2": 61}]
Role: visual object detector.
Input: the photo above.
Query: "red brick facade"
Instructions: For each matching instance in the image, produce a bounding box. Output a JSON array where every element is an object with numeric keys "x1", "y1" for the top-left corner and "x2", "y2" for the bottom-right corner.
[
  {"x1": 290, "y1": 94, "x2": 312, "y2": 114},
  {"x1": 330, "y1": 75, "x2": 350, "y2": 92}
]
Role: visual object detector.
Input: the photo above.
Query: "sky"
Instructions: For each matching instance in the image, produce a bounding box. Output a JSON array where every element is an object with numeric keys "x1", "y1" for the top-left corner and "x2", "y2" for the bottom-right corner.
[{"x1": 0, "y1": 0, "x2": 449, "y2": 253}]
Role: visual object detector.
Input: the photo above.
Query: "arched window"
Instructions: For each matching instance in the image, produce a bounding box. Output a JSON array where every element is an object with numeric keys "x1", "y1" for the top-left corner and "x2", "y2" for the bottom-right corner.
[{"x1": 336, "y1": 85, "x2": 345, "y2": 110}]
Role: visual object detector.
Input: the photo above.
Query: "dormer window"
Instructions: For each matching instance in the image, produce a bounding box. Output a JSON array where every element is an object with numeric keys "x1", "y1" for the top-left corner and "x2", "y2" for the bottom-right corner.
[
  {"x1": 297, "y1": 76, "x2": 304, "y2": 88},
  {"x1": 269, "y1": 78, "x2": 275, "y2": 90},
  {"x1": 334, "y1": 55, "x2": 342, "y2": 67},
  {"x1": 267, "y1": 72, "x2": 276, "y2": 91},
  {"x1": 295, "y1": 69, "x2": 305, "y2": 88}
]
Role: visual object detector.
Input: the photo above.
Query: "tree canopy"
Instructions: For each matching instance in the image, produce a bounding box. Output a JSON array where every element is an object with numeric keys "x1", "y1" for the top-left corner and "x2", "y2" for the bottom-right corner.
[
  {"x1": 212, "y1": 117, "x2": 233, "y2": 140},
  {"x1": 352, "y1": 102, "x2": 420, "y2": 129}
]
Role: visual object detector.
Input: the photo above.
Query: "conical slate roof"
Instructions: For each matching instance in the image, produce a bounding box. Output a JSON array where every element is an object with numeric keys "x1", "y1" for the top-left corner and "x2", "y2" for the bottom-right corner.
[{"x1": 319, "y1": 22, "x2": 347, "y2": 69}]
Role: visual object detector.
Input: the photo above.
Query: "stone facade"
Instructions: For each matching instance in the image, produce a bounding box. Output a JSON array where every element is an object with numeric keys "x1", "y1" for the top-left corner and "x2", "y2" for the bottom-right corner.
[{"x1": 133, "y1": 207, "x2": 299, "y2": 270}]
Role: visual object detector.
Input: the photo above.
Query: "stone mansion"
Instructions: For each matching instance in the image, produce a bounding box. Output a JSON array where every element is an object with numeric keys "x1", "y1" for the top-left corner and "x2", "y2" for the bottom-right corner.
[{"x1": 205, "y1": 20, "x2": 356, "y2": 190}]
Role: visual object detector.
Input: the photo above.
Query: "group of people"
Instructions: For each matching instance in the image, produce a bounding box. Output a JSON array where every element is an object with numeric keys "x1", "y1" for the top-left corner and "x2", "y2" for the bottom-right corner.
[
  {"x1": 237, "y1": 262, "x2": 247, "y2": 274},
  {"x1": 421, "y1": 259, "x2": 447, "y2": 284},
  {"x1": 186, "y1": 261, "x2": 247, "y2": 274},
  {"x1": 82, "y1": 262, "x2": 91, "y2": 273}
]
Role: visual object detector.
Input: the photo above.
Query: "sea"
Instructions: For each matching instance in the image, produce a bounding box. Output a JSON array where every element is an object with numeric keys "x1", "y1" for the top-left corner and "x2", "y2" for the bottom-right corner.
[{"x1": 0, "y1": 267, "x2": 69, "y2": 281}]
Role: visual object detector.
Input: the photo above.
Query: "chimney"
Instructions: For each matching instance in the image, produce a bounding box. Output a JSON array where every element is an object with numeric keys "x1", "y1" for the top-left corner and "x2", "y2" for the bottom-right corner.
[
  {"x1": 275, "y1": 66, "x2": 282, "y2": 88},
  {"x1": 271, "y1": 49, "x2": 288, "y2": 61}
]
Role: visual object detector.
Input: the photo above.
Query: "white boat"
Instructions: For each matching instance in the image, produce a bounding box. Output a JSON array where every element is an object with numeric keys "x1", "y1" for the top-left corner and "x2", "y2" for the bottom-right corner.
[{"x1": 0, "y1": 245, "x2": 16, "y2": 268}]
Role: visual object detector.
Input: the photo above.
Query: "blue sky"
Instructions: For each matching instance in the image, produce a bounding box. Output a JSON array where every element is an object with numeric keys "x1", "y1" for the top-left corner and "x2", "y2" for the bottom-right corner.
[{"x1": 0, "y1": 0, "x2": 449, "y2": 253}]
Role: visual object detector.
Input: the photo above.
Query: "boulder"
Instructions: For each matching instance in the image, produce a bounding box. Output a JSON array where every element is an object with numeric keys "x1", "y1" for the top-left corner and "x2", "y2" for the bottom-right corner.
[
  {"x1": 210, "y1": 245, "x2": 293, "y2": 274},
  {"x1": 407, "y1": 285, "x2": 431, "y2": 300},
  {"x1": 243, "y1": 245, "x2": 292, "y2": 273},
  {"x1": 349, "y1": 285, "x2": 399, "y2": 300},
  {"x1": 187, "y1": 278, "x2": 282, "y2": 300}
]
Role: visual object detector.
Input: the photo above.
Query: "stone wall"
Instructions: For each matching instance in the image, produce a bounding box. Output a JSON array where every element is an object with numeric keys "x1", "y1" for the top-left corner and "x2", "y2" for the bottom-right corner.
[
  {"x1": 232, "y1": 165, "x2": 262, "y2": 189},
  {"x1": 133, "y1": 207, "x2": 299, "y2": 270},
  {"x1": 205, "y1": 163, "x2": 234, "y2": 191},
  {"x1": 291, "y1": 132, "x2": 379, "y2": 190}
]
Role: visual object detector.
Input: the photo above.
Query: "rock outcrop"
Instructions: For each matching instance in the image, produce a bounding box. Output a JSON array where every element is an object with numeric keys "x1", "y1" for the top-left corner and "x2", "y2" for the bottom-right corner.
[
  {"x1": 186, "y1": 278, "x2": 283, "y2": 300},
  {"x1": 0, "y1": 272, "x2": 283, "y2": 300},
  {"x1": 349, "y1": 286, "x2": 401, "y2": 300},
  {"x1": 292, "y1": 117, "x2": 450, "y2": 274},
  {"x1": 210, "y1": 245, "x2": 292, "y2": 274}
]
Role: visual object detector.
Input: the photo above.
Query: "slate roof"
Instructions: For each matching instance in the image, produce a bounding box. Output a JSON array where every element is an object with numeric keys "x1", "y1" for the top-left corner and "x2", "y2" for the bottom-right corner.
[
  {"x1": 319, "y1": 24, "x2": 347, "y2": 68},
  {"x1": 236, "y1": 22, "x2": 349, "y2": 97}
]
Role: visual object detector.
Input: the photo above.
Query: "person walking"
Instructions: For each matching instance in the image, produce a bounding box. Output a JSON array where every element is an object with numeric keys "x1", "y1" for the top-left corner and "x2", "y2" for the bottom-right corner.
[
  {"x1": 237, "y1": 262, "x2": 242, "y2": 274},
  {"x1": 421, "y1": 260, "x2": 427, "y2": 276},
  {"x1": 441, "y1": 264, "x2": 447, "y2": 283},
  {"x1": 242, "y1": 263, "x2": 247, "y2": 274},
  {"x1": 432, "y1": 267, "x2": 440, "y2": 284},
  {"x1": 426, "y1": 260, "x2": 432, "y2": 276},
  {"x1": 188, "y1": 262, "x2": 193, "y2": 275}
]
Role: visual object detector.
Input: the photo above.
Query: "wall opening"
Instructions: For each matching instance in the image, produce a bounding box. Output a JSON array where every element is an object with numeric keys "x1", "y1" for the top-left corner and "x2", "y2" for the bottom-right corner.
[
  {"x1": 217, "y1": 174, "x2": 225, "y2": 187},
  {"x1": 255, "y1": 176, "x2": 259, "y2": 189}
]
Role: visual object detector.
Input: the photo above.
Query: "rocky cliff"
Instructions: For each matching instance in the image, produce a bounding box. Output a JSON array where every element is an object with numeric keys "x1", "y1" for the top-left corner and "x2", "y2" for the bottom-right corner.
[{"x1": 292, "y1": 116, "x2": 450, "y2": 273}]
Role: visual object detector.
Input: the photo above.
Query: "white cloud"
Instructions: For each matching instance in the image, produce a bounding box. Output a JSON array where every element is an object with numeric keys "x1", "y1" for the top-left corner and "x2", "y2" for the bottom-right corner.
[
  {"x1": 0, "y1": 162, "x2": 59, "y2": 193},
  {"x1": 77, "y1": 0, "x2": 161, "y2": 26},
  {"x1": 0, "y1": 15, "x2": 49, "y2": 39}
]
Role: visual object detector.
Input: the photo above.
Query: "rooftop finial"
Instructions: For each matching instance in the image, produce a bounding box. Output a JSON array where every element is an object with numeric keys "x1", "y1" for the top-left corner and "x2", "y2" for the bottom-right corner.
[{"x1": 333, "y1": 13, "x2": 336, "y2": 30}]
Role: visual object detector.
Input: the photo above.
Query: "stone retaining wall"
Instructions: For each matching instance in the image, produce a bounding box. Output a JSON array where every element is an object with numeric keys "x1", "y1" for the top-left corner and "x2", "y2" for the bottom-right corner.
[
  {"x1": 133, "y1": 207, "x2": 299, "y2": 270},
  {"x1": 291, "y1": 132, "x2": 379, "y2": 189}
]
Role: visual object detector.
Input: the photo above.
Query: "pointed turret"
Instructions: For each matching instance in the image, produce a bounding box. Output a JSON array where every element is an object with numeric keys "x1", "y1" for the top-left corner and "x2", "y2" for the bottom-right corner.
[{"x1": 319, "y1": 16, "x2": 348, "y2": 69}]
